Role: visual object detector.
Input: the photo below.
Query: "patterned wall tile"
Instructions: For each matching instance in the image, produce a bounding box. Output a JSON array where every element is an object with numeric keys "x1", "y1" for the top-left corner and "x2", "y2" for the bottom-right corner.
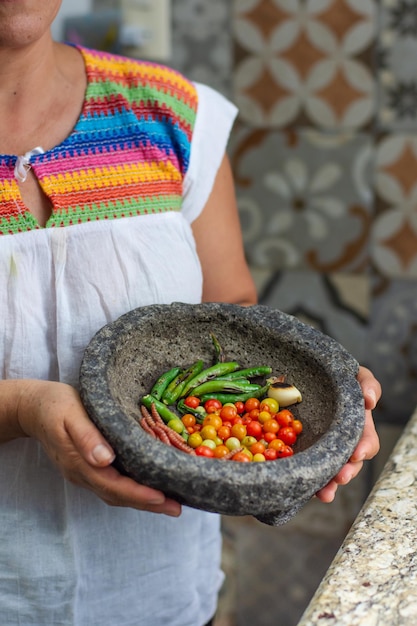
[
  {"x1": 258, "y1": 269, "x2": 370, "y2": 365},
  {"x1": 372, "y1": 133, "x2": 417, "y2": 278},
  {"x1": 231, "y1": 125, "x2": 374, "y2": 272},
  {"x1": 233, "y1": 0, "x2": 377, "y2": 129},
  {"x1": 368, "y1": 275, "x2": 417, "y2": 425},
  {"x1": 376, "y1": 0, "x2": 417, "y2": 131},
  {"x1": 170, "y1": 0, "x2": 233, "y2": 97}
]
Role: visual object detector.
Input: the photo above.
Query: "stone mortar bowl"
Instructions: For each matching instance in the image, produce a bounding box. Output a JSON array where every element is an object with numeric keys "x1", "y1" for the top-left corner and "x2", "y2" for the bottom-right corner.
[{"x1": 79, "y1": 302, "x2": 364, "y2": 526}]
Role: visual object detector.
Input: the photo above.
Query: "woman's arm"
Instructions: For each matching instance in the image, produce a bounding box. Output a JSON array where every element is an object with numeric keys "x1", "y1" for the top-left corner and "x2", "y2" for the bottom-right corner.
[{"x1": 192, "y1": 153, "x2": 258, "y2": 307}]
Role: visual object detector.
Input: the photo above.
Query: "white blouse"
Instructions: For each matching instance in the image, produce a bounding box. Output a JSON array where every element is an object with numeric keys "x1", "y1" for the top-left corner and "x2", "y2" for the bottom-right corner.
[{"x1": 0, "y1": 82, "x2": 237, "y2": 626}]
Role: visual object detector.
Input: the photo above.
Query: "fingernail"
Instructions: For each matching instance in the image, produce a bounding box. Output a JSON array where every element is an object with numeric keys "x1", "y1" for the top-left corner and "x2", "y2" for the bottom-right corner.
[{"x1": 92, "y1": 444, "x2": 115, "y2": 464}]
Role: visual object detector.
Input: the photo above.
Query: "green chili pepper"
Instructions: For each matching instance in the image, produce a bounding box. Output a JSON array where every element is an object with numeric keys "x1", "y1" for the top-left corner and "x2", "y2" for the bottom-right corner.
[
  {"x1": 180, "y1": 361, "x2": 241, "y2": 399},
  {"x1": 210, "y1": 332, "x2": 225, "y2": 363},
  {"x1": 190, "y1": 380, "x2": 261, "y2": 397},
  {"x1": 150, "y1": 366, "x2": 182, "y2": 401},
  {"x1": 216, "y1": 366, "x2": 272, "y2": 380},
  {"x1": 162, "y1": 359, "x2": 204, "y2": 405},
  {"x1": 198, "y1": 383, "x2": 271, "y2": 406}
]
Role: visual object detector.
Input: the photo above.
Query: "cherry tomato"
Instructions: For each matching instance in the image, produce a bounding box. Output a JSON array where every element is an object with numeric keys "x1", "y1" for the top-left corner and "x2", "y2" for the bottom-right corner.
[
  {"x1": 225, "y1": 436, "x2": 241, "y2": 451},
  {"x1": 200, "y1": 425, "x2": 218, "y2": 441},
  {"x1": 231, "y1": 416, "x2": 243, "y2": 425},
  {"x1": 260, "y1": 397, "x2": 279, "y2": 414},
  {"x1": 244, "y1": 397, "x2": 260, "y2": 412},
  {"x1": 188, "y1": 432, "x2": 203, "y2": 448},
  {"x1": 253, "y1": 453, "x2": 266, "y2": 462},
  {"x1": 250, "y1": 441, "x2": 266, "y2": 455},
  {"x1": 181, "y1": 414, "x2": 196, "y2": 428},
  {"x1": 278, "y1": 426, "x2": 297, "y2": 445},
  {"x1": 195, "y1": 445, "x2": 215, "y2": 457},
  {"x1": 268, "y1": 438, "x2": 285, "y2": 452},
  {"x1": 264, "y1": 448, "x2": 278, "y2": 461},
  {"x1": 213, "y1": 445, "x2": 230, "y2": 459},
  {"x1": 263, "y1": 431, "x2": 277, "y2": 443},
  {"x1": 203, "y1": 414, "x2": 222, "y2": 430},
  {"x1": 234, "y1": 401, "x2": 245, "y2": 414},
  {"x1": 217, "y1": 424, "x2": 230, "y2": 440},
  {"x1": 204, "y1": 399, "x2": 222, "y2": 413},
  {"x1": 277, "y1": 445, "x2": 294, "y2": 458},
  {"x1": 246, "y1": 420, "x2": 263, "y2": 439},
  {"x1": 220, "y1": 405, "x2": 238, "y2": 421},
  {"x1": 231, "y1": 423, "x2": 247, "y2": 441},
  {"x1": 258, "y1": 410, "x2": 272, "y2": 424},
  {"x1": 241, "y1": 414, "x2": 252, "y2": 425},
  {"x1": 249, "y1": 408, "x2": 260, "y2": 420},
  {"x1": 232, "y1": 451, "x2": 251, "y2": 462},
  {"x1": 184, "y1": 396, "x2": 200, "y2": 409},
  {"x1": 263, "y1": 418, "x2": 279, "y2": 434},
  {"x1": 293, "y1": 419, "x2": 303, "y2": 435},
  {"x1": 276, "y1": 409, "x2": 294, "y2": 427}
]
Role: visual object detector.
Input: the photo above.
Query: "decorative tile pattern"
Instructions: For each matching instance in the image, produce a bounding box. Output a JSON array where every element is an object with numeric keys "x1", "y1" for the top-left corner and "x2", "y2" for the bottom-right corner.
[
  {"x1": 233, "y1": 0, "x2": 377, "y2": 129},
  {"x1": 258, "y1": 270, "x2": 370, "y2": 365},
  {"x1": 376, "y1": 0, "x2": 417, "y2": 130},
  {"x1": 170, "y1": 0, "x2": 233, "y2": 97},
  {"x1": 372, "y1": 133, "x2": 417, "y2": 278},
  {"x1": 231, "y1": 126, "x2": 374, "y2": 272}
]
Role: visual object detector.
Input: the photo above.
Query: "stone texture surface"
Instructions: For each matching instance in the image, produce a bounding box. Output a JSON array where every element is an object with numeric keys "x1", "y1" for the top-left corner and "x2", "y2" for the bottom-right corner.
[{"x1": 79, "y1": 302, "x2": 364, "y2": 526}]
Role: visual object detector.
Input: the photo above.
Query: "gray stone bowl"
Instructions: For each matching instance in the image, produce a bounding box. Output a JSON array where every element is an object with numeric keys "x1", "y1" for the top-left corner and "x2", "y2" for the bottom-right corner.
[{"x1": 79, "y1": 302, "x2": 364, "y2": 526}]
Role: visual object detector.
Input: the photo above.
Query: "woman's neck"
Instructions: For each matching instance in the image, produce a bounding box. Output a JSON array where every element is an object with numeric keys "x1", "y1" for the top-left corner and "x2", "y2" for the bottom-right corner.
[{"x1": 0, "y1": 40, "x2": 86, "y2": 156}]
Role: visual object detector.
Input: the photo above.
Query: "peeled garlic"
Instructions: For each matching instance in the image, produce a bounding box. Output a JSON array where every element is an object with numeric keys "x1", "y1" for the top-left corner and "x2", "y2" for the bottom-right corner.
[{"x1": 267, "y1": 380, "x2": 302, "y2": 407}]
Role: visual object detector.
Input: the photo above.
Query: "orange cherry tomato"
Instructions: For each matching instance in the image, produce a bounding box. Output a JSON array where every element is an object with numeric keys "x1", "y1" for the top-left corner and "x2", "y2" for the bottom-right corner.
[
  {"x1": 231, "y1": 423, "x2": 247, "y2": 441},
  {"x1": 181, "y1": 414, "x2": 196, "y2": 428},
  {"x1": 220, "y1": 405, "x2": 238, "y2": 421},
  {"x1": 263, "y1": 418, "x2": 279, "y2": 434},
  {"x1": 268, "y1": 438, "x2": 285, "y2": 452},
  {"x1": 293, "y1": 419, "x2": 303, "y2": 435},
  {"x1": 213, "y1": 445, "x2": 230, "y2": 459},
  {"x1": 249, "y1": 408, "x2": 260, "y2": 420},
  {"x1": 217, "y1": 425, "x2": 231, "y2": 441},
  {"x1": 250, "y1": 441, "x2": 266, "y2": 455},
  {"x1": 203, "y1": 414, "x2": 222, "y2": 430},
  {"x1": 263, "y1": 431, "x2": 277, "y2": 443}
]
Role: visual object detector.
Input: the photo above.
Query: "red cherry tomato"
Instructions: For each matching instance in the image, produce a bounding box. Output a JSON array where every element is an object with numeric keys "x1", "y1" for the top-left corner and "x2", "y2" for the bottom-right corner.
[
  {"x1": 204, "y1": 399, "x2": 222, "y2": 413},
  {"x1": 264, "y1": 448, "x2": 278, "y2": 461},
  {"x1": 278, "y1": 426, "x2": 297, "y2": 446},
  {"x1": 244, "y1": 397, "x2": 260, "y2": 412},
  {"x1": 184, "y1": 396, "x2": 200, "y2": 409},
  {"x1": 276, "y1": 409, "x2": 294, "y2": 427},
  {"x1": 194, "y1": 445, "x2": 215, "y2": 457},
  {"x1": 234, "y1": 401, "x2": 245, "y2": 414},
  {"x1": 246, "y1": 420, "x2": 263, "y2": 439},
  {"x1": 277, "y1": 445, "x2": 294, "y2": 458}
]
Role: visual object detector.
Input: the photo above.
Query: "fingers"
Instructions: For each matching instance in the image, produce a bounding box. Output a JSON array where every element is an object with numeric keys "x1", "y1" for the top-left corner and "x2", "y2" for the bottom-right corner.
[
  {"x1": 357, "y1": 366, "x2": 382, "y2": 411},
  {"x1": 350, "y1": 410, "x2": 380, "y2": 463}
]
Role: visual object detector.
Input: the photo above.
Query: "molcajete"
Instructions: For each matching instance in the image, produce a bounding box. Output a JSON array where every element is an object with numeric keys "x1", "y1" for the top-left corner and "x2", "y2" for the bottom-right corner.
[{"x1": 79, "y1": 302, "x2": 364, "y2": 526}]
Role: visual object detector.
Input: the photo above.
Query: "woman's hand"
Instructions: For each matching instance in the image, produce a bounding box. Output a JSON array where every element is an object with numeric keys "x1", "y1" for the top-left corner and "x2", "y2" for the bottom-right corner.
[
  {"x1": 315, "y1": 366, "x2": 381, "y2": 503},
  {"x1": 15, "y1": 380, "x2": 182, "y2": 516}
]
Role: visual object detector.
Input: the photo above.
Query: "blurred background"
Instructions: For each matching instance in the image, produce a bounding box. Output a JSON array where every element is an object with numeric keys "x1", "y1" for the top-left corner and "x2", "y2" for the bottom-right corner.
[{"x1": 53, "y1": 1, "x2": 416, "y2": 624}]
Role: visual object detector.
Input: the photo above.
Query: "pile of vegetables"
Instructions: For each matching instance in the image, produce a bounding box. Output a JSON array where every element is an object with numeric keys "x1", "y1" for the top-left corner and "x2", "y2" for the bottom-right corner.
[{"x1": 139, "y1": 334, "x2": 303, "y2": 462}]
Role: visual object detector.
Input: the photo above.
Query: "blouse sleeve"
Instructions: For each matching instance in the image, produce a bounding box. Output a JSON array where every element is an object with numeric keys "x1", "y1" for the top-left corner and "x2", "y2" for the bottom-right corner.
[{"x1": 181, "y1": 83, "x2": 238, "y2": 224}]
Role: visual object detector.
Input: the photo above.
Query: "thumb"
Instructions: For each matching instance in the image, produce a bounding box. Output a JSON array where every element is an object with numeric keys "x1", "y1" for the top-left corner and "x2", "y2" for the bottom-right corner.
[{"x1": 66, "y1": 411, "x2": 116, "y2": 467}]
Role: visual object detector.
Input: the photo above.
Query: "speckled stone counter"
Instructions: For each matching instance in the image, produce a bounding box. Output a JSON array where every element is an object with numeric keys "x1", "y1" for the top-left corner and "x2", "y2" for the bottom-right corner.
[{"x1": 297, "y1": 409, "x2": 417, "y2": 626}]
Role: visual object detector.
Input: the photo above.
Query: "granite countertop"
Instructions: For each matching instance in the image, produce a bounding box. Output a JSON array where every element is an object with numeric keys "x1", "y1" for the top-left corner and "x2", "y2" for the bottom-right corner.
[{"x1": 297, "y1": 408, "x2": 417, "y2": 626}]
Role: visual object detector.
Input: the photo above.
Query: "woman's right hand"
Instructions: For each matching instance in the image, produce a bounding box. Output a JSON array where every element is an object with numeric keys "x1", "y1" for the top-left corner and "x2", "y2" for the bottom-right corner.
[{"x1": 8, "y1": 379, "x2": 182, "y2": 516}]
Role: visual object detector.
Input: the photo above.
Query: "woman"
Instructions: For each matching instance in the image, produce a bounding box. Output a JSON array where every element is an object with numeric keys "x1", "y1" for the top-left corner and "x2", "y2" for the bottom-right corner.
[{"x1": 0, "y1": 2, "x2": 380, "y2": 624}]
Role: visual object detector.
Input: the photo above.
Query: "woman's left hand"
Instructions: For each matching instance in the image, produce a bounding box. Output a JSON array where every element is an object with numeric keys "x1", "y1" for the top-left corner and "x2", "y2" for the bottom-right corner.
[{"x1": 315, "y1": 366, "x2": 381, "y2": 503}]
